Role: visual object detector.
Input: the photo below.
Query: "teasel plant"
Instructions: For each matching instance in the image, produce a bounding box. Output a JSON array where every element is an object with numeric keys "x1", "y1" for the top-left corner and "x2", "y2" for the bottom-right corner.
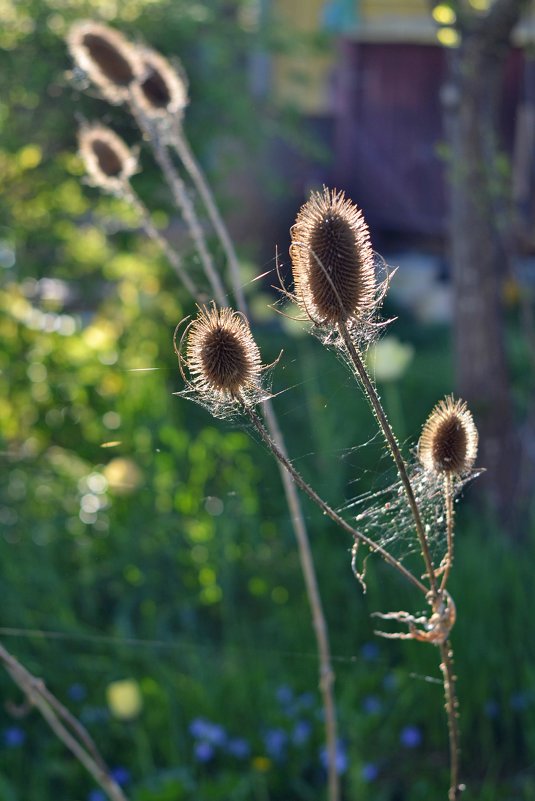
[
  {"x1": 65, "y1": 19, "x2": 342, "y2": 801},
  {"x1": 174, "y1": 186, "x2": 482, "y2": 799}
]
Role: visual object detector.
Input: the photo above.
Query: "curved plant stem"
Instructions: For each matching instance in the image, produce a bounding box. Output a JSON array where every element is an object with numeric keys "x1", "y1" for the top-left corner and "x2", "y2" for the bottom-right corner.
[
  {"x1": 130, "y1": 102, "x2": 227, "y2": 306},
  {"x1": 439, "y1": 640, "x2": 462, "y2": 801},
  {"x1": 337, "y1": 321, "x2": 438, "y2": 597},
  {"x1": 169, "y1": 121, "x2": 247, "y2": 312},
  {"x1": 440, "y1": 473, "x2": 455, "y2": 593},
  {"x1": 0, "y1": 642, "x2": 128, "y2": 801},
  {"x1": 262, "y1": 400, "x2": 339, "y2": 801},
  {"x1": 129, "y1": 110, "x2": 341, "y2": 799},
  {"x1": 246, "y1": 406, "x2": 427, "y2": 594},
  {"x1": 123, "y1": 186, "x2": 201, "y2": 299}
]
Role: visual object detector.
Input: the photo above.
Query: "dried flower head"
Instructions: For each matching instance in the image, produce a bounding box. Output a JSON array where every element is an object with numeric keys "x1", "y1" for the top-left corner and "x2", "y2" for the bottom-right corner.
[
  {"x1": 177, "y1": 305, "x2": 272, "y2": 417},
  {"x1": 67, "y1": 21, "x2": 139, "y2": 103},
  {"x1": 289, "y1": 187, "x2": 376, "y2": 327},
  {"x1": 78, "y1": 124, "x2": 137, "y2": 191},
  {"x1": 418, "y1": 395, "x2": 478, "y2": 476},
  {"x1": 131, "y1": 47, "x2": 188, "y2": 119}
]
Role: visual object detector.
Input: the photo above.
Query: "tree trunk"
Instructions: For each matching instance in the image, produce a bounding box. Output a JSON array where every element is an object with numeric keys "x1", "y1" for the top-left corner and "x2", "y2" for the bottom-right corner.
[{"x1": 443, "y1": 0, "x2": 529, "y2": 521}]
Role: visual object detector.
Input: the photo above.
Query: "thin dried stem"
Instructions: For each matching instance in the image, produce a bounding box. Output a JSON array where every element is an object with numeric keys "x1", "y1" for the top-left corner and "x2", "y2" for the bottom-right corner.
[
  {"x1": 0, "y1": 642, "x2": 128, "y2": 801},
  {"x1": 123, "y1": 185, "x2": 200, "y2": 299},
  {"x1": 440, "y1": 473, "x2": 455, "y2": 593},
  {"x1": 261, "y1": 401, "x2": 339, "y2": 801},
  {"x1": 439, "y1": 640, "x2": 462, "y2": 801},
  {"x1": 337, "y1": 320, "x2": 438, "y2": 597},
  {"x1": 169, "y1": 120, "x2": 247, "y2": 312},
  {"x1": 246, "y1": 406, "x2": 427, "y2": 594},
  {"x1": 130, "y1": 101, "x2": 227, "y2": 306}
]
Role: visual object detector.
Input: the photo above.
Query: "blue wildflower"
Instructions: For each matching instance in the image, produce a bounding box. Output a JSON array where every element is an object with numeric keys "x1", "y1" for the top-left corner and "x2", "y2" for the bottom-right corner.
[
  {"x1": 226, "y1": 738, "x2": 250, "y2": 759},
  {"x1": 194, "y1": 740, "x2": 215, "y2": 763},
  {"x1": 88, "y1": 791, "x2": 106, "y2": 801},
  {"x1": 510, "y1": 692, "x2": 529, "y2": 711},
  {"x1": 292, "y1": 720, "x2": 312, "y2": 746},
  {"x1": 400, "y1": 725, "x2": 422, "y2": 748},
  {"x1": 110, "y1": 766, "x2": 130, "y2": 786},
  {"x1": 320, "y1": 740, "x2": 348, "y2": 775},
  {"x1": 68, "y1": 683, "x2": 87, "y2": 702},
  {"x1": 362, "y1": 695, "x2": 382, "y2": 715},
  {"x1": 264, "y1": 728, "x2": 288, "y2": 760},
  {"x1": 362, "y1": 762, "x2": 379, "y2": 782},
  {"x1": 3, "y1": 727, "x2": 25, "y2": 748},
  {"x1": 276, "y1": 685, "x2": 293, "y2": 706},
  {"x1": 189, "y1": 718, "x2": 226, "y2": 746},
  {"x1": 361, "y1": 642, "x2": 379, "y2": 661}
]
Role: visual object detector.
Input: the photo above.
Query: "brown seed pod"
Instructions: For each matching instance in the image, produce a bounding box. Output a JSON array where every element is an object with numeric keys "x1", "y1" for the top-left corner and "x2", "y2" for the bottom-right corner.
[
  {"x1": 78, "y1": 124, "x2": 137, "y2": 190},
  {"x1": 418, "y1": 395, "x2": 478, "y2": 476},
  {"x1": 131, "y1": 47, "x2": 188, "y2": 119},
  {"x1": 67, "y1": 20, "x2": 140, "y2": 103},
  {"x1": 179, "y1": 306, "x2": 265, "y2": 409},
  {"x1": 289, "y1": 187, "x2": 376, "y2": 325}
]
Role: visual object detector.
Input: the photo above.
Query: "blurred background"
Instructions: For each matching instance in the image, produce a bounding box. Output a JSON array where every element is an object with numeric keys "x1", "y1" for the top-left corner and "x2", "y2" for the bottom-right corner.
[{"x1": 1, "y1": 0, "x2": 535, "y2": 799}]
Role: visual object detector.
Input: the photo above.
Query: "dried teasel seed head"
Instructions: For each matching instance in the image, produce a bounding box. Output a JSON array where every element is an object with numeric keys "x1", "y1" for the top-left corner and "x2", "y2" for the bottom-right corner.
[
  {"x1": 290, "y1": 187, "x2": 376, "y2": 325},
  {"x1": 418, "y1": 395, "x2": 478, "y2": 476},
  {"x1": 131, "y1": 47, "x2": 188, "y2": 119},
  {"x1": 67, "y1": 20, "x2": 139, "y2": 103},
  {"x1": 184, "y1": 305, "x2": 263, "y2": 399},
  {"x1": 78, "y1": 124, "x2": 137, "y2": 190}
]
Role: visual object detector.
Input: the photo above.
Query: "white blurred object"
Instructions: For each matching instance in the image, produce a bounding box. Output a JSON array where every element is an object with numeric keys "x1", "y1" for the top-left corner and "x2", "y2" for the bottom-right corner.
[{"x1": 367, "y1": 336, "x2": 414, "y2": 382}]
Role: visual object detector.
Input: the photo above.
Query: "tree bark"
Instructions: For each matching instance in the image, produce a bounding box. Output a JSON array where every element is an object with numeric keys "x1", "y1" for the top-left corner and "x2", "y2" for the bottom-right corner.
[{"x1": 443, "y1": 0, "x2": 530, "y2": 519}]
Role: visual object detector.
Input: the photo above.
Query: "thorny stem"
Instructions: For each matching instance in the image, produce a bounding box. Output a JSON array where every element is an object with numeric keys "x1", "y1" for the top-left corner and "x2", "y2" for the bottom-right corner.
[
  {"x1": 169, "y1": 121, "x2": 248, "y2": 312},
  {"x1": 130, "y1": 102, "x2": 227, "y2": 307},
  {"x1": 440, "y1": 473, "x2": 455, "y2": 593},
  {"x1": 439, "y1": 640, "x2": 462, "y2": 801},
  {"x1": 337, "y1": 321, "x2": 438, "y2": 598},
  {"x1": 0, "y1": 642, "x2": 128, "y2": 801},
  {"x1": 262, "y1": 400, "x2": 340, "y2": 801},
  {"x1": 246, "y1": 406, "x2": 427, "y2": 594},
  {"x1": 123, "y1": 186, "x2": 200, "y2": 299}
]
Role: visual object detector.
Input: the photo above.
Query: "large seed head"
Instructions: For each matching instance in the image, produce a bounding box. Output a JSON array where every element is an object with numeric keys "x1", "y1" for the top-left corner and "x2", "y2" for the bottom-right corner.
[
  {"x1": 418, "y1": 396, "x2": 478, "y2": 476},
  {"x1": 290, "y1": 188, "x2": 375, "y2": 325},
  {"x1": 67, "y1": 21, "x2": 139, "y2": 102},
  {"x1": 186, "y1": 306, "x2": 262, "y2": 397},
  {"x1": 78, "y1": 124, "x2": 136, "y2": 190},
  {"x1": 132, "y1": 48, "x2": 188, "y2": 119}
]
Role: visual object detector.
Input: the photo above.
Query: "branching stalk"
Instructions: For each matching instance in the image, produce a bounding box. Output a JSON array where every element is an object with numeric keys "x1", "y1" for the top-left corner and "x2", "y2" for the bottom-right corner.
[
  {"x1": 439, "y1": 640, "x2": 462, "y2": 801},
  {"x1": 440, "y1": 473, "x2": 455, "y2": 593},
  {"x1": 123, "y1": 185, "x2": 200, "y2": 299},
  {"x1": 337, "y1": 320, "x2": 438, "y2": 597},
  {"x1": 0, "y1": 642, "x2": 128, "y2": 801},
  {"x1": 169, "y1": 120, "x2": 247, "y2": 311},
  {"x1": 246, "y1": 406, "x2": 427, "y2": 594}
]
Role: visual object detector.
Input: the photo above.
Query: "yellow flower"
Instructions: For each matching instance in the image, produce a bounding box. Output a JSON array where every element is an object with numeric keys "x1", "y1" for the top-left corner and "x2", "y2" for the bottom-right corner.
[{"x1": 106, "y1": 679, "x2": 142, "y2": 720}]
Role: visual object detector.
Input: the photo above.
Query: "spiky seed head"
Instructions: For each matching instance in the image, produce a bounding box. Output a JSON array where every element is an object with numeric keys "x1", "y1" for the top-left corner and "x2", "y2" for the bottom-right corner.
[
  {"x1": 67, "y1": 21, "x2": 139, "y2": 103},
  {"x1": 131, "y1": 47, "x2": 188, "y2": 119},
  {"x1": 290, "y1": 187, "x2": 375, "y2": 325},
  {"x1": 78, "y1": 124, "x2": 137, "y2": 190},
  {"x1": 418, "y1": 395, "x2": 478, "y2": 476},
  {"x1": 185, "y1": 306, "x2": 262, "y2": 398}
]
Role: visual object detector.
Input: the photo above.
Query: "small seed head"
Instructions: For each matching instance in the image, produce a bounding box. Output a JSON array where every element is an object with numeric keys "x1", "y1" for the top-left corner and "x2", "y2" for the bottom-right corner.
[
  {"x1": 418, "y1": 395, "x2": 478, "y2": 476},
  {"x1": 132, "y1": 47, "x2": 188, "y2": 119},
  {"x1": 67, "y1": 21, "x2": 139, "y2": 103},
  {"x1": 290, "y1": 187, "x2": 375, "y2": 325},
  {"x1": 78, "y1": 124, "x2": 137, "y2": 190},
  {"x1": 184, "y1": 305, "x2": 263, "y2": 401}
]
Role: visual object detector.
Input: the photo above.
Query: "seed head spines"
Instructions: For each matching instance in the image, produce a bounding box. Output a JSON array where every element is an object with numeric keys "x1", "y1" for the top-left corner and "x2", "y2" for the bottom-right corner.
[
  {"x1": 418, "y1": 395, "x2": 478, "y2": 477},
  {"x1": 177, "y1": 305, "x2": 271, "y2": 418},
  {"x1": 67, "y1": 21, "x2": 140, "y2": 103},
  {"x1": 78, "y1": 124, "x2": 137, "y2": 191},
  {"x1": 131, "y1": 47, "x2": 188, "y2": 119},
  {"x1": 290, "y1": 187, "x2": 376, "y2": 327}
]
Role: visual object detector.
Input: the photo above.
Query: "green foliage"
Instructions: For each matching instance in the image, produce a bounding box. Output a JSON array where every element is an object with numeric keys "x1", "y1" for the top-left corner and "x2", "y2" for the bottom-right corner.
[{"x1": 1, "y1": 2, "x2": 534, "y2": 800}]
